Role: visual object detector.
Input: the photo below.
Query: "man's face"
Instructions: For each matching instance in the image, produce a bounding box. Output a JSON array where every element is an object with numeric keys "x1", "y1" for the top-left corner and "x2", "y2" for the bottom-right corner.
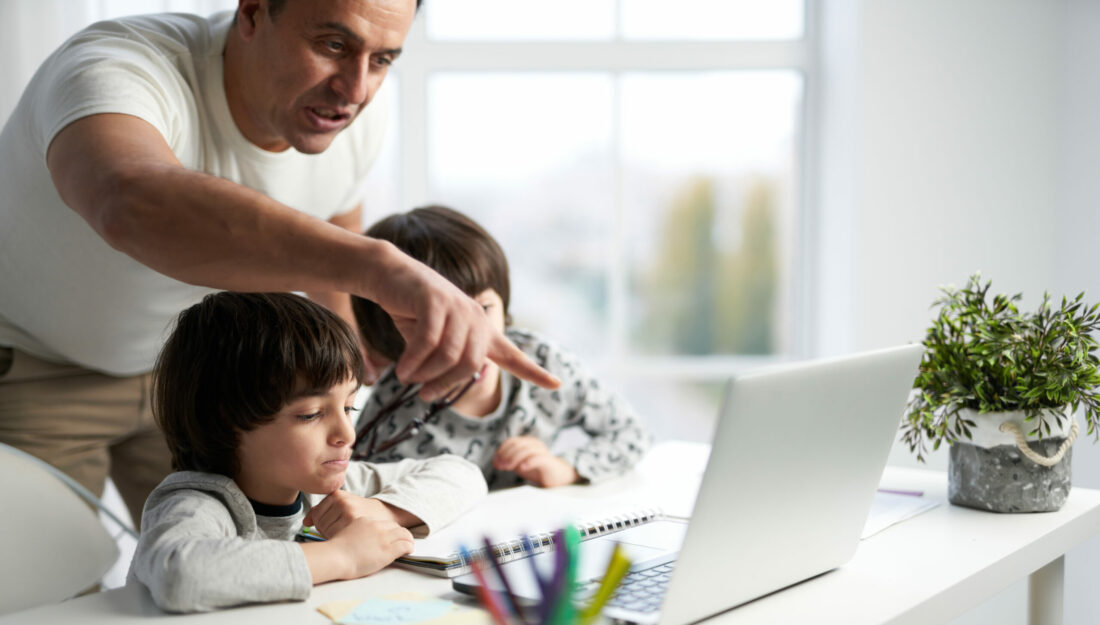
[
  {"x1": 236, "y1": 0, "x2": 415, "y2": 153},
  {"x1": 235, "y1": 377, "x2": 360, "y2": 504}
]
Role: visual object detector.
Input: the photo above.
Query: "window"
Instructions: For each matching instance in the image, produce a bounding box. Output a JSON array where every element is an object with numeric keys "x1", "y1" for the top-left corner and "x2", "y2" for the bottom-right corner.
[{"x1": 370, "y1": 2, "x2": 815, "y2": 441}]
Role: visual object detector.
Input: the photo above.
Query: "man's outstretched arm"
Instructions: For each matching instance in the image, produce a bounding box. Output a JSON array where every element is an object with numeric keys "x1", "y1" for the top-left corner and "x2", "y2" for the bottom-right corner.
[{"x1": 47, "y1": 112, "x2": 559, "y2": 397}]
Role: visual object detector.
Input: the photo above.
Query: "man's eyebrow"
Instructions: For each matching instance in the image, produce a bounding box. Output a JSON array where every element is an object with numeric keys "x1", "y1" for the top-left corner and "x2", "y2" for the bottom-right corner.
[
  {"x1": 316, "y1": 21, "x2": 403, "y2": 56},
  {"x1": 317, "y1": 21, "x2": 364, "y2": 44}
]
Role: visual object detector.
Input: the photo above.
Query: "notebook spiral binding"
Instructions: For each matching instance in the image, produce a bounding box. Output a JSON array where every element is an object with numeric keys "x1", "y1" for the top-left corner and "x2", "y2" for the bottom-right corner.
[{"x1": 459, "y1": 507, "x2": 663, "y2": 566}]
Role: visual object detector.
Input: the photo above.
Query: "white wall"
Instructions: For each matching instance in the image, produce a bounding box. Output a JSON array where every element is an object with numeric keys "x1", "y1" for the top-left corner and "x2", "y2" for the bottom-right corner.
[{"x1": 821, "y1": 0, "x2": 1100, "y2": 623}]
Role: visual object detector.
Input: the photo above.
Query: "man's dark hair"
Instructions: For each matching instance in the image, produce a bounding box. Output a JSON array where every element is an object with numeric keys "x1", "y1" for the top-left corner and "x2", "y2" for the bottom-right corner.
[
  {"x1": 352, "y1": 205, "x2": 511, "y2": 361},
  {"x1": 267, "y1": 0, "x2": 424, "y2": 20},
  {"x1": 153, "y1": 292, "x2": 364, "y2": 477}
]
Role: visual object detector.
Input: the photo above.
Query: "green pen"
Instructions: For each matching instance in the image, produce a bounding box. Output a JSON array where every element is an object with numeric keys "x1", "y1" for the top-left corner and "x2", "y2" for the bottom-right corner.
[{"x1": 548, "y1": 525, "x2": 581, "y2": 625}]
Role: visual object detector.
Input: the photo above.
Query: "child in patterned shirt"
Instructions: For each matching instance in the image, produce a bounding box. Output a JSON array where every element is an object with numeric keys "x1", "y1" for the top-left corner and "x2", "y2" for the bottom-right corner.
[{"x1": 351, "y1": 205, "x2": 651, "y2": 489}]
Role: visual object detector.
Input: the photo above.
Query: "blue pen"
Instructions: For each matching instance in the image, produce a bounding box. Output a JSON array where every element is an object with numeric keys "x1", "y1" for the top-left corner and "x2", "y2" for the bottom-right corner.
[{"x1": 521, "y1": 535, "x2": 547, "y2": 599}]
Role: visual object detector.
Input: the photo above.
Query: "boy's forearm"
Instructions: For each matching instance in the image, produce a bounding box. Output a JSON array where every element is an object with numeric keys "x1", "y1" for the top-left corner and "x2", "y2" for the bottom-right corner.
[{"x1": 301, "y1": 541, "x2": 351, "y2": 585}]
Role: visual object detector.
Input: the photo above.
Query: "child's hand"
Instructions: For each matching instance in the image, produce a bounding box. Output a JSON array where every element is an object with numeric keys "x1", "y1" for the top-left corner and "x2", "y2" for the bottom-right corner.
[
  {"x1": 493, "y1": 436, "x2": 580, "y2": 488},
  {"x1": 305, "y1": 490, "x2": 422, "y2": 537},
  {"x1": 304, "y1": 517, "x2": 414, "y2": 582}
]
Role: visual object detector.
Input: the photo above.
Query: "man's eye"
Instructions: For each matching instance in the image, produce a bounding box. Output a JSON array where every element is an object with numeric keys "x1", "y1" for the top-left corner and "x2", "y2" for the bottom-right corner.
[{"x1": 324, "y1": 40, "x2": 344, "y2": 53}]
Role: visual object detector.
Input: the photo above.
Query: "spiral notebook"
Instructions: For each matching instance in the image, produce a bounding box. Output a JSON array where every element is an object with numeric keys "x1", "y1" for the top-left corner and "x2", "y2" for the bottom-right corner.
[{"x1": 396, "y1": 485, "x2": 663, "y2": 577}]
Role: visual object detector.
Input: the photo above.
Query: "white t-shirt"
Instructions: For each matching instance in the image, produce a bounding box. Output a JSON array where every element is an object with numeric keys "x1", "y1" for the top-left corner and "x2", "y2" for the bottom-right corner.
[{"x1": 0, "y1": 12, "x2": 389, "y2": 375}]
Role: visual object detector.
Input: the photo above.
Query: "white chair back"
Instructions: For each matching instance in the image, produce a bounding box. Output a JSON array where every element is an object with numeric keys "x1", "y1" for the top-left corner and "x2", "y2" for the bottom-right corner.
[{"x1": 0, "y1": 443, "x2": 119, "y2": 615}]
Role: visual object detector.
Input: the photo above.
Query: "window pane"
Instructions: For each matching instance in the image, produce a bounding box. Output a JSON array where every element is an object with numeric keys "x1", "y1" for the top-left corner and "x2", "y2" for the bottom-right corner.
[
  {"x1": 619, "y1": 378, "x2": 725, "y2": 443},
  {"x1": 621, "y1": 0, "x2": 804, "y2": 40},
  {"x1": 426, "y1": 0, "x2": 615, "y2": 41},
  {"x1": 621, "y1": 71, "x2": 802, "y2": 357},
  {"x1": 427, "y1": 73, "x2": 615, "y2": 358}
]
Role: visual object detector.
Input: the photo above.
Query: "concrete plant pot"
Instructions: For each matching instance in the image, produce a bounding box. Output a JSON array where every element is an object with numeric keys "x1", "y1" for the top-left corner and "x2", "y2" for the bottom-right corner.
[{"x1": 948, "y1": 409, "x2": 1078, "y2": 513}]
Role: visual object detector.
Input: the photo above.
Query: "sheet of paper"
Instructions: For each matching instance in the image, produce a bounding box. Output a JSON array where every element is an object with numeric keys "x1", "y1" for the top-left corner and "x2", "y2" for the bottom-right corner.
[
  {"x1": 408, "y1": 485, "x2": 658, "y2": 561},
  {"x1": 861, "y1": 491, "x2": 939, "y2": 539}
]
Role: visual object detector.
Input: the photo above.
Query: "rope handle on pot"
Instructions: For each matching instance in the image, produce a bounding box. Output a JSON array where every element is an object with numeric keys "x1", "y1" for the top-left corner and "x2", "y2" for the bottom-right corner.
[{"x1": 998, "y1": 419, "x2": 1080, "y2": 467}]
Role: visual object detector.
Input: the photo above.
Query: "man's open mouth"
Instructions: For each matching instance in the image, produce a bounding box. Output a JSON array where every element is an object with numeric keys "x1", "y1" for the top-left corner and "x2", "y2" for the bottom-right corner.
[{"x1": 308, "y1": 106, "x2": 349, "y2": 121}]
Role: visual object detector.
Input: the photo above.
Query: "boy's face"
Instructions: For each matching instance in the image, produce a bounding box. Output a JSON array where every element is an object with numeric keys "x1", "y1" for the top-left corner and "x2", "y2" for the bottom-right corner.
[
  {"x1": 449, "y1": 288, "x2": 506, "y2": 415},
  {"x1": 235, "y1": 376, "x2": 360, "y2": 505}
]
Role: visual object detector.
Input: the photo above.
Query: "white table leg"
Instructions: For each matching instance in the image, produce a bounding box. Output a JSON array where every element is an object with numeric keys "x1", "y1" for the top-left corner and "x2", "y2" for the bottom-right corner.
[{"x1": 1028, "y1": 555, "x2": 1064, "y2": 625}]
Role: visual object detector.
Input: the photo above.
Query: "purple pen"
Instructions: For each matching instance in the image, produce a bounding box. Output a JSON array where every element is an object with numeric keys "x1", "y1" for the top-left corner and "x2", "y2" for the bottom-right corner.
[{"x1": 484, "y1": 536, "x2": 524, "y2": 624}]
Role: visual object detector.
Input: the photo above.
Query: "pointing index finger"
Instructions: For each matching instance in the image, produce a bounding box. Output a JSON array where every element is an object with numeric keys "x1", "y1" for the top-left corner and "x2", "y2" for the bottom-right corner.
[{"x1": 489, "y1": 332, "x2": 560, "y2": 390}]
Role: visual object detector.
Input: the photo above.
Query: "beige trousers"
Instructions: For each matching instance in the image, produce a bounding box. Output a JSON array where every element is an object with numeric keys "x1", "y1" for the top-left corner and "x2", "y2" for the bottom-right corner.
[{"x1": 0, "y1": 347, "x2": 172, "y2": 529}]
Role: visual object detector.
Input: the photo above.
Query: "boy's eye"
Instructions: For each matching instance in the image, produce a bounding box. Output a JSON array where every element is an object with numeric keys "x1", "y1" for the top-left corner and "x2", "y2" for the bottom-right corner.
[
  {"x1": 297, "y1": 411, "x2": 322, "y2": 422},
  {"x1": 344, "y1": 406, "x2": 359, "y2": 417}
]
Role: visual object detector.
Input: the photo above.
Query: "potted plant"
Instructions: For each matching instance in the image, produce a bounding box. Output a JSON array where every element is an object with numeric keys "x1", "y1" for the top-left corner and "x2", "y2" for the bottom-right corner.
[{"x1": 901, "y1": 274, "x2": 1100, "y2": 512}]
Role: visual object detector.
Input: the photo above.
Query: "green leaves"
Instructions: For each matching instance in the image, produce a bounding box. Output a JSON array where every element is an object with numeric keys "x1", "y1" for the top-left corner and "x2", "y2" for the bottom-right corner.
[{"x1": 901, "y1": 274, "x2": 1100, "y2": 462}]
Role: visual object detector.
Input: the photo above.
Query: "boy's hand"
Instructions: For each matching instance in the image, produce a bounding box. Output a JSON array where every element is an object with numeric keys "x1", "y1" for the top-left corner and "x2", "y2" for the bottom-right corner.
[
  {"x1": 305, "y1": 490, "x2": 422, "y2": 537},
  {"x1": 303, "y1": 517, "x2": 414, "y2": 583},
  {"x1": 493, "y1": 436, "x2": 580, "y2": 488}
]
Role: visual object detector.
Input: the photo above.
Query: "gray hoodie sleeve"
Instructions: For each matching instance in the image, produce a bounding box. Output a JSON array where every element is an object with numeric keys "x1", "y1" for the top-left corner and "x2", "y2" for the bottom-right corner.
[
  {"x1": 341, "y1": 455, "x2": 487, "y2": 537},
  {"x1": 129, "y1": 479, "x2": 311, "y2": 613}
]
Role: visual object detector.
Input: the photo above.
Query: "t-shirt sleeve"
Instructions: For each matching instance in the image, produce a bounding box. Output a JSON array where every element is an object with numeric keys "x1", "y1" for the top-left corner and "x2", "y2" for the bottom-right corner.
[
  {"x1": 28, "y1": 30, "x2": 190, "y2": 158},
  {"x1": 522, "y1": 332, "x2": 653, "y2": 483},
  {"x1": 342, "y1": 455, "x2": 488, "y2": 536}
]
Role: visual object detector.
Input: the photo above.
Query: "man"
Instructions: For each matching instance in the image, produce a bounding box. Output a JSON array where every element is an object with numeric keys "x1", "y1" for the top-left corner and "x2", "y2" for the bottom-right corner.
[{"x1": 0, "y1": 0, "x2": 558, "y2": 527}]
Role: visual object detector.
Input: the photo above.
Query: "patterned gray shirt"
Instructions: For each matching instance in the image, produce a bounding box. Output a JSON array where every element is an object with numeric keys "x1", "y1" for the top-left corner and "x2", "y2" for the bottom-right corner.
[{"x1": 357, "y1": 328, "x2": 651, "y2": 489}]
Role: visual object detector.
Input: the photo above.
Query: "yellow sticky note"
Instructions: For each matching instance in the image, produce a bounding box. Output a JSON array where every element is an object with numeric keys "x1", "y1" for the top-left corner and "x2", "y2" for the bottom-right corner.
[{"x1": 317, "y1": 592, "x2": 491, "y2": 625}]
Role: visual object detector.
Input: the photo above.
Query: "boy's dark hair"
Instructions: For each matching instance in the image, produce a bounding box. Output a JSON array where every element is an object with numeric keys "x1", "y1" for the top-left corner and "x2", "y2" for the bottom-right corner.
[
  {"x1": 352, "y1": 204, "x2": 511, "y2": 361},
  {"x1": 153, "y1": 291, "x2": 364, "y2": 477}
]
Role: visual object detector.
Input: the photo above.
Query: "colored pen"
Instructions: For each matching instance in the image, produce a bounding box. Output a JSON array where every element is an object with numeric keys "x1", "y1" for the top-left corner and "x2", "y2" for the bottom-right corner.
[
  {"x1": 484, "y1": 536, "x2": 525, "y2": 624},
  {"x1": 521, "y1": 535, "x2": 547, "y2": 599},
  {"x1": 555, "y1": 525, "x2": 581, "y2": 625},
  {"x1": 577, "y1": 543, "x2": 632, "y2": 625},
  {"x1": 537, "y1": 529, "x2": 569, "y2": 625},
  {"x1": 460, "y1": 544, "x2": 512, "y2": 625}
]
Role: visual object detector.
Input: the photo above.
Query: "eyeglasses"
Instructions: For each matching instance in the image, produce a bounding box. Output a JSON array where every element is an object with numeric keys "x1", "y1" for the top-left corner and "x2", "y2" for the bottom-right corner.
[{"x1": 352, "y1": 373, "x2": 480, "y2": 460}]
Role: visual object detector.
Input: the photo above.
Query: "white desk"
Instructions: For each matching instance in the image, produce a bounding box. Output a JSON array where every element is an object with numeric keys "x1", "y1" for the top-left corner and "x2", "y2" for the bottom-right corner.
[{"x1": 4, "y1": 452, "x2": 1100, "y2": 625}]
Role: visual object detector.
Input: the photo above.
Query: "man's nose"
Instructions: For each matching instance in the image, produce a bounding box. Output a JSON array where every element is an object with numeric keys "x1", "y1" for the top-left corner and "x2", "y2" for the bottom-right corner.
[{"x1": 332, "y1": 56, "x2": 377, "y2": 106}]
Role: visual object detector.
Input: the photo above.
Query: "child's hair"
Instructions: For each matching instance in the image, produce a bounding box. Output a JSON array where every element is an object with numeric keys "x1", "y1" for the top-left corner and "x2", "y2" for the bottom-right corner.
[
  {"x1": 153, "y1": 291, "x2": 364, "y2": 477},
  {"x1": 352, "y1": 204, "x2": 511, "y2": 361}
]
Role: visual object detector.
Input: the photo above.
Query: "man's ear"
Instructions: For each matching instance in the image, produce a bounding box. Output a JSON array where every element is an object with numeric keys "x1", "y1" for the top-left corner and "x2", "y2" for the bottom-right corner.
[{"x1": 236, "y1": 0, "x2": 264, "y2": 41}]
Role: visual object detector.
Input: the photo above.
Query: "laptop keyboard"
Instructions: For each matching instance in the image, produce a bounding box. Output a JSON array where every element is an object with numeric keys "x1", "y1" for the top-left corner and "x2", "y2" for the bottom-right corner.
[{"x1": 577, "y1": 558, "x2": 677, "y2": 614}]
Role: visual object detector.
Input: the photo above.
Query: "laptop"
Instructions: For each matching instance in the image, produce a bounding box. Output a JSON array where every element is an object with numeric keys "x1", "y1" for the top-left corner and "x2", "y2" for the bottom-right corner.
[{"x1": 453, "y1": 344, "x2": 923, "y2": 625}]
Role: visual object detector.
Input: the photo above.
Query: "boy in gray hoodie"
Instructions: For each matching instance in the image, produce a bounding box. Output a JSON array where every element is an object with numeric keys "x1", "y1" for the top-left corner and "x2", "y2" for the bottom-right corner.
[{"x1": 128, "y1": 292, "x2": 487, "y2": 612}]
